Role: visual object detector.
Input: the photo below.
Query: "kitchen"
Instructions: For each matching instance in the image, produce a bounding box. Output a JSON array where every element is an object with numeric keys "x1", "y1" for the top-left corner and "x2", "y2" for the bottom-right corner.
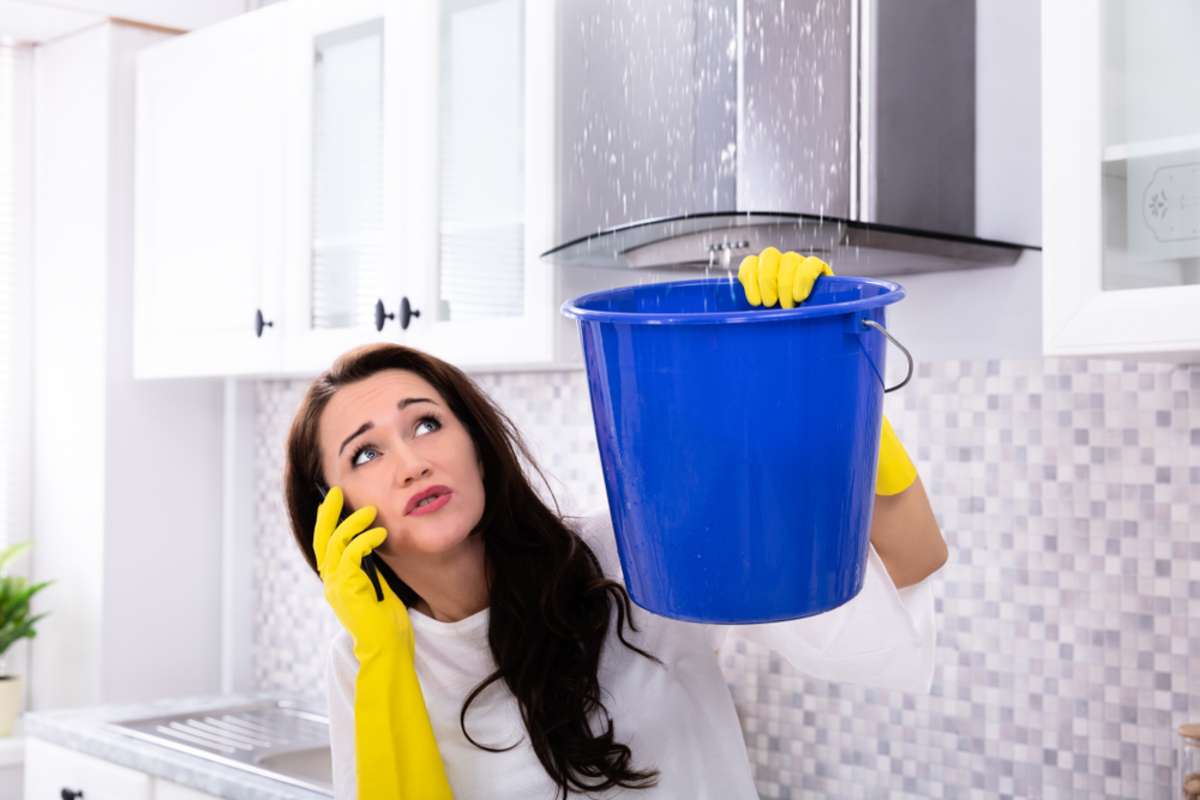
[{"x1": 0, "y1": 0, "x2": 1197, "y2": 798}]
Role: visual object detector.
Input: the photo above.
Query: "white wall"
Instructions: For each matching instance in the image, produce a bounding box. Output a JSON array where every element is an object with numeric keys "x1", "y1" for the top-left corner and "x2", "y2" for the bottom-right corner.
[
  {"x1": 0, "y1": 39, "x2": 32, "y2": 800},
  {"x1": 2, "y1": 41, "x2": 33, "y2": 708},
  {"x1": 976, "y1": 0, "x2": 1041, "y2": 248},
  {"x1": 879, "y1": 250, "x2": 1043, "y2": 378},
  {"x1": 32, "y1": 22, "x2": 108, "y2": 711},
  {"x1": 101, "y1": 22, "x2": 227, "y2": 705},
  {"x1": 31, "y1": 21, "x2": 226, "y2": 711}
]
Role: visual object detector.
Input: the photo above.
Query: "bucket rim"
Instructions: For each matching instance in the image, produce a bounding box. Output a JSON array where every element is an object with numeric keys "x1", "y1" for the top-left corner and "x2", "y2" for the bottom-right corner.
[{"x1": 561, "y1": 275, "x2": 905, "y2": 325}]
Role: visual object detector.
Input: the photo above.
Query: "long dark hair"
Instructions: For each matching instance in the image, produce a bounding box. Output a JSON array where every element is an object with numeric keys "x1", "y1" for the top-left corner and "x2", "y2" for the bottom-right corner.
[{"x1": 283, "y1": 342, "x2": 663, "y2": 797}]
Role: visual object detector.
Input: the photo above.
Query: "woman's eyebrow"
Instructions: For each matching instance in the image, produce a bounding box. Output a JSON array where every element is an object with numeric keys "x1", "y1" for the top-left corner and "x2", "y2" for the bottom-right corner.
[{"x1": 338, "y1": 397, "x2": 437, "y2": 456}]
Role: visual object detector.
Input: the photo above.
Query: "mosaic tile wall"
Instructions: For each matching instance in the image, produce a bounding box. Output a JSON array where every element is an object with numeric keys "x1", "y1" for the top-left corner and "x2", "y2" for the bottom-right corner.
[{"x1": 253, "y1": 356, "x2": 1200, "y2": 799}]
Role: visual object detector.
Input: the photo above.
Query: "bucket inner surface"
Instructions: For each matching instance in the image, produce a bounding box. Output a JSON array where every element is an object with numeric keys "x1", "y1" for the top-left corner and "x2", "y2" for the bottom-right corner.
[{"x1": 565, "y1": 276, "x2": 902, "y2": 323}]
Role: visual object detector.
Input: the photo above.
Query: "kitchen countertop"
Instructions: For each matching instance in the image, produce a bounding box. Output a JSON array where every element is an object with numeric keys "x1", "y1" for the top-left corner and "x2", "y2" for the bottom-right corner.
[{"x1": 22, "y1": 691, "x2": 332, "y2": 800}]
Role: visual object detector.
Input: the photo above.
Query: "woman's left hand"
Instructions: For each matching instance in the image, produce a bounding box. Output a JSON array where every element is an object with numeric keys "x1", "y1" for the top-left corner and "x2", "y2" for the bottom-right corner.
[
  {"x1": 736, "y1": 246, "x2": 917, "y2": 497},
  {"x1": 737, "y1": 246, "x2": 834, "y2": 308}
]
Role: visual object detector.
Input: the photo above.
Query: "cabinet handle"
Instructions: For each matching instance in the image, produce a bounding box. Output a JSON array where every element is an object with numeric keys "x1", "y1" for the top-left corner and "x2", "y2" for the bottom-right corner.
[
  {"x1": 61, "y1": 789, "x2": 84, "y2": 799},
  {"x1": 400, "y1": 296, "x2": 421, "y2": 330},
  {"x1": 254, "y1": 308, "x2": 275, "y2": 338},
  {"x1": 373, "y1": 298, "x2": 394, "y2": 332},
  {"x1": 374, "y1": 298, "x2": 423, "y2": 332}
]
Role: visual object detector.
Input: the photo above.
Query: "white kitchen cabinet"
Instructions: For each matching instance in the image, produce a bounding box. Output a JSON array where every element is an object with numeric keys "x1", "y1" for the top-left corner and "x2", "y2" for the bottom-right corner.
[
  {"x1": 134, "y1": 0, "x2": 561, "y2": 379},
  {"x1": 23, "y1": 737, "x2": 239, "y2": 800},
  {"x1": 1042, "y1": 0, "x2": 1200, "y2": 361},
  {"x1": 133, "y1": 3, "x2": 289, "y2": 379},
  {"x1": 152, "y1": 779, "x2": 223, "y2": 800},
  {"x1": 24, "y1": 738, "x2": 151, "y2": 800}
]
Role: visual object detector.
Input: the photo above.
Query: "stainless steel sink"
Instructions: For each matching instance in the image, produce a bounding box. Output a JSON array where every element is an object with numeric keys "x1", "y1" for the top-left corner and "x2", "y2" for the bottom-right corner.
[{"x1": 106, "y1": 698, "x2": 333, "y2": 795}]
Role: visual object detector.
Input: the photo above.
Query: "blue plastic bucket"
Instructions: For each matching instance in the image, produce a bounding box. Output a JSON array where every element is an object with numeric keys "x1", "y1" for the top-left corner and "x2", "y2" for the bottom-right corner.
[{"x1": 562, "y1": 275, "x2": 912, "y2": 624}]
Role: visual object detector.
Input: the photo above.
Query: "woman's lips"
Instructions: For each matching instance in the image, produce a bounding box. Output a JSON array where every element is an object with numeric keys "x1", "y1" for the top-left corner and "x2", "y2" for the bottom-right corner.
[
  {"x1": 409, "y1": 492, "x2": 451, "y2": 516},
  {"x1": 407, "y1": 488, "x2": 453, "y2": 516}
]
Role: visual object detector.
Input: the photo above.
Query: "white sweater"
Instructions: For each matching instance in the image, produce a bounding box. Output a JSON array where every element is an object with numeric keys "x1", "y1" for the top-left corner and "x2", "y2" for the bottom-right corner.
[{"x1": 327, "y1": 510, "x2": 939, "y2": 799}]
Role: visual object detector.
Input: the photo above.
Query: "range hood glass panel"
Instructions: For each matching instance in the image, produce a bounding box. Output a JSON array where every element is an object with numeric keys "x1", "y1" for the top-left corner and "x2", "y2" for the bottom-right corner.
[{"x1": 540, "y1": 211, "x2": 1027, "y2": 277}]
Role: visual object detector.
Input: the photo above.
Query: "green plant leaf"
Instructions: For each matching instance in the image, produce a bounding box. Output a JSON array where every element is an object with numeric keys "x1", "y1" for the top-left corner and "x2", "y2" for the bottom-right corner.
[
  {"x1": 0, "y1": 542, "x2": 30, "y2": 574},
  {"x1": 0, "y1": 536, "x2": 51, "y2": 659},
  {"x1": 0, "y1": 575, "x2": 52, "y2": 658}
]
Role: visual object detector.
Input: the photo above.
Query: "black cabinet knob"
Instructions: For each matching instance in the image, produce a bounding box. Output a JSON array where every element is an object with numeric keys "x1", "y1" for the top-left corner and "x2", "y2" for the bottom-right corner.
[
  {"x1": 373, "y1": 298, "x2": 394, "y2": 332},
  {"x1": 375, "y1": 298, "x2": 422, "y2": 332},
  {"x1": 400, "y1": 296, "x2": 421, "y2": 330},
  {"x1": 254, "y1": 308, "x2": 275, "y2": 338},
  {"x1": 61, "y1": 789, "x2": 84, "y2": 799}
]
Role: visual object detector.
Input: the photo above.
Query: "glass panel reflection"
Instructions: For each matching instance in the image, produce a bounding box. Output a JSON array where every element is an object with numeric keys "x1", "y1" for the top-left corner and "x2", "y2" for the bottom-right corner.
[
  {"x1": 311, "y1": 19, "x2": 384, "y2": 329},
  {"x1": 438, "y1": 0, "x2": 525, "y2": 321},
  {"x1": 1101, "y1": 1, "x2": 1200, "y2": 291}
]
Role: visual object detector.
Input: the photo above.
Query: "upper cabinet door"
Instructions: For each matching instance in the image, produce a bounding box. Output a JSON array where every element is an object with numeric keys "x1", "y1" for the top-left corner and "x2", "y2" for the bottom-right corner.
[
  {"x1": 401, "y1": 0, "x2": 558, "y2": 370},
  {"x1": 134, "y1": 3, "x2": 288, "y2": 379},
  {"x1": 1043, "y1": 0, "x2": 1200, "y2": 361},
  {"x1": 280, "y1": 0, "x2": 408, "y2": 376}
]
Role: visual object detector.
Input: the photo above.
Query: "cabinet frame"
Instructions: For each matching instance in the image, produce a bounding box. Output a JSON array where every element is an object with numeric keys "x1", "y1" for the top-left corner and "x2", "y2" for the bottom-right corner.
[
  {"x1": 401, "y1": 0, "x2": 559, "y2": 371},
  {"x1": 1042, "y1": 0, "x2": 1200, "y2": 362},
  {"x1": 279, "y1": 0, "x2": 411, "y2": 374}
]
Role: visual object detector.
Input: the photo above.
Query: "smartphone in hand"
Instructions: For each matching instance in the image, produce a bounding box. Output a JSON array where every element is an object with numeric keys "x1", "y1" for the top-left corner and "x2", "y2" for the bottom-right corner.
[{"x1": 317, "y1": 482, "x2": 385, "y2": 602}]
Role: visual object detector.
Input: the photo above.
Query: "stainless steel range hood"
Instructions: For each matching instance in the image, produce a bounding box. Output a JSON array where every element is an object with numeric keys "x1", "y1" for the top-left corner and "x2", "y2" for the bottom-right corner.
[{"x1": 542, "y1": 0, "x2": 1037, "y2": 275}]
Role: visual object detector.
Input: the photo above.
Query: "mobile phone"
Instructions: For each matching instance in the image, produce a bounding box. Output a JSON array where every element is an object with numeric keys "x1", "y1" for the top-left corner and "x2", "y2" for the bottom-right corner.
[{"x1": 316, "y1": 481, "x2": 385, "y2": 602}]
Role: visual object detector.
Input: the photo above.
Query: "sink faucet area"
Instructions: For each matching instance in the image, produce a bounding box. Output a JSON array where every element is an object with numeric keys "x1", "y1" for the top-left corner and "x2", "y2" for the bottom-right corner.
[
  {"x1": 106, "y1": 699, "x2": 333, "y2": 795},
  {"x1": 18, "y1": 693, "x2": 336, "y2": 799}
]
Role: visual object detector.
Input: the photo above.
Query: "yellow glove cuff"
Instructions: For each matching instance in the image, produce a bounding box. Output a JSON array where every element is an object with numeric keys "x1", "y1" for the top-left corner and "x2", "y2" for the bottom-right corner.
[
  {"x1": 876, "y1": 414, "x2": 917, "y2": 496},
  {"x1": 355, "y1": 653, "x2": 454, "y2": 800}
]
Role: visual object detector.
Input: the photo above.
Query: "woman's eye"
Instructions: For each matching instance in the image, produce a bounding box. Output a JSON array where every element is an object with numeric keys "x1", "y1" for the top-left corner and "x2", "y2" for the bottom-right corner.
[
  {"x1": 350, "y1": 417, "x2": 440, "y2": 468},
  {"x1": 415, "y1": 416, "x2": 442, "y2": 437},
  {"x1": 351, "y1": 445, "x2": 378, "y2": 468}
]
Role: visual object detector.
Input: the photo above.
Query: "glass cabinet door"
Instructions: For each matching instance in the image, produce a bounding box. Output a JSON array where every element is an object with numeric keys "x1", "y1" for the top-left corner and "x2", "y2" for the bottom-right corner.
[
  {"x1": 435, "y1": 0, "x2": 526, "y2": 324},
  {"x1": 1100, "y1": 1, "x2": 1200, "y2": 291},
  {"x1": 282, "y1": 0, "x2": 404, "y2": 373},
  {"x1": 310, "y1": 17, "x2": 385, "y2": 329},
  {"x1": 401, "y1": 0, "x2": 557, "y2": 369}
]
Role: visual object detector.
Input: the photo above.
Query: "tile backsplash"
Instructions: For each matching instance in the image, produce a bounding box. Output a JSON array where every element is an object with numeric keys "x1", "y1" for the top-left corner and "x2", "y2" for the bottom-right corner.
[{"x1": 253, "y1": 356, "x2": 1199, "y2": 799}]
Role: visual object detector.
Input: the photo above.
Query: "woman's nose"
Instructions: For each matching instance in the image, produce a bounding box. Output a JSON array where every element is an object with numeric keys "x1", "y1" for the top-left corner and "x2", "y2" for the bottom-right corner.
[
  {"x1": 394, "y1": 446, "x2": 433, "y2": 487},
  {"x1": 401, "y1": 465, "x2": 432, "y2": 486}
]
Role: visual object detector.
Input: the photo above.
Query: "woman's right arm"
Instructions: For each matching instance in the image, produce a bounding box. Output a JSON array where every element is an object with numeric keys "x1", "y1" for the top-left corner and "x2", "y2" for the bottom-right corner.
[{"x1": 314, "y1": 486, "x2": 453, "y2": 800}]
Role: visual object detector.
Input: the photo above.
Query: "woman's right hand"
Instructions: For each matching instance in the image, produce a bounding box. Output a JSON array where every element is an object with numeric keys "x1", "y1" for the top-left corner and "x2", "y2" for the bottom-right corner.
[
  {"x1": 315, "y1": 486, "x2": 455, "y2": 799},
  {"x1": 314, "y1": 485, "x2": 413, "y2": 663}
]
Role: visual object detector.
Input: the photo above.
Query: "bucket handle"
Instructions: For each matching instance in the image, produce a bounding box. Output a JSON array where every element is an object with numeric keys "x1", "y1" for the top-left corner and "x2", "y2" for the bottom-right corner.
[{"x1": 862, "y1": 319, "x2": 914, "y2": 393}]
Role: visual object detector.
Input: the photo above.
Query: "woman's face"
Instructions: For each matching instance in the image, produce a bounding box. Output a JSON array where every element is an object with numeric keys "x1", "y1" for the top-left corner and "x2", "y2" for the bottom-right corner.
[{"x1": 318, "y1": 368, "x2": 486, "y2": 558}]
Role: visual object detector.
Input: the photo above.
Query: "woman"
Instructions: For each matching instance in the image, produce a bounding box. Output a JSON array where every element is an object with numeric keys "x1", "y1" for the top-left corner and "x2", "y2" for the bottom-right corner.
[{"x1": 283, "y1": 259, "x2": 947, "y2": 799}]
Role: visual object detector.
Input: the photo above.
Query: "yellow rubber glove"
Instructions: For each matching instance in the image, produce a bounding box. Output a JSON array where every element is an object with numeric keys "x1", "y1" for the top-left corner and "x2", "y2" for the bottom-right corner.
[
  {"x1": 314, "y1": 485, "x2": 454, "y2": 800},
  {"x1": 737, "y1": 247, "x2": 834, "y2": 308},
  {"x1": 736, "y1": 247, "x2": 917, "y2": 497}
]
